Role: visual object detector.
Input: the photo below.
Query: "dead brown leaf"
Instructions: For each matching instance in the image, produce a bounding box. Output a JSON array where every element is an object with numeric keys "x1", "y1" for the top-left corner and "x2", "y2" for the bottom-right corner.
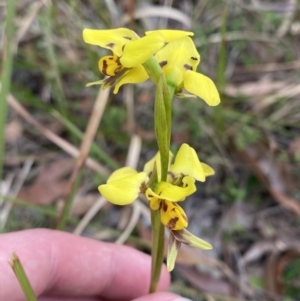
[
  {"x1": 235, "y1": 146, "x2": 300, "y2": 216},
  {"x1": 289, "y1": 138, "x2": 300, "y2": 154},
  {"x1": 176, "y1": 265, "x2": 232, "y2": 296},
  {"x1": 5, "y1": 121, "x2": 23, "y2": 144},
  {"x1": 18, "y1": 158, "x2": 73, "y2": 205}
]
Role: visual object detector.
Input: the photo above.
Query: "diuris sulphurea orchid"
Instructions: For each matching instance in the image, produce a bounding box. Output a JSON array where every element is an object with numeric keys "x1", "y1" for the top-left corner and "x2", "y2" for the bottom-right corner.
[
  {"x1": 82, "y1": 28, "x2": 193, "y2": 93},
  {"x1": 98, "y1": 143, "x2": 213, "y2": 271}
]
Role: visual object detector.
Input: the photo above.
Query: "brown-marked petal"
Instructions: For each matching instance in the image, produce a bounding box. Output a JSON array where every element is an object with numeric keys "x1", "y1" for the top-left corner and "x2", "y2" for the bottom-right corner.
[
  {"x1": 83, "y1": 28, "x2": 137, "y2": 56},
  {"x1": 172, "y1": 228, "x2": 212, "y2": 250},
  {"x1": 160, "y1": 201, "x2": 188, "y2": 230}
]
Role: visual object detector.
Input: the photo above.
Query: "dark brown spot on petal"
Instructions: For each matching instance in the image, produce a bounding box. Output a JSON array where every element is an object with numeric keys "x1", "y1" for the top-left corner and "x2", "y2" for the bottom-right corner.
[
  {"x1": 106, "y1": 43, "x2": 115, "y2": 48},
  {"x1": 122, "y1": 44, "x2": 125, "y2": 51},
  {"x1": 115, "y1": 57, "x2": 121, "y2": 66},
  {"x1": 123, "y1": 36, "x2": 132, "y2": 40},
  {"x1": 162, "y1": 202, "x2": 168, "y2": 212},
  {"x1": 159, "y1": 61, "x2": 167, "y2": 68},
  {"x1": 191, "y1": 57, "x2": 198, "y2": 61},
  {"x1": 108, "y1": 57, "x2": 114, "y2": 60},
  {"x1": 114, "y1": 67, "x2": 122, "y2": 74},
  {"x1": 102, "y1": 59, "x2": 108, "y2": 75},
  {"x1": 184, "y1": 64, "x2": 192, "y2": 70},
  {"x1": 167, "y1": 217, "x2": 179, "y2": 229},
  {"x1": 156, "y1": 200, "x2": 162, "y2": 210}
]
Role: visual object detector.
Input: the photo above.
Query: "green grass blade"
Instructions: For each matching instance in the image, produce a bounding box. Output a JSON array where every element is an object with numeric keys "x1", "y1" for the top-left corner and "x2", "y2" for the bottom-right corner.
[
  {"x1": 8, "y1": 252, "x2": 38, "y2": 301},
  {"x1": 0, "y1": 0, "x2": 17, "y2": 182}
]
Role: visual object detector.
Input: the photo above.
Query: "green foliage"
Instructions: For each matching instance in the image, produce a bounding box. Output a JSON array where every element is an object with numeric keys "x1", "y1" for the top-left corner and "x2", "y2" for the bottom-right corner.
[
  {"x1": 234, "y1": 125, "x2": 262, "y2": 150},
  {"x1": 283, "y1": 258, "x2": 300, "y2": 299}
]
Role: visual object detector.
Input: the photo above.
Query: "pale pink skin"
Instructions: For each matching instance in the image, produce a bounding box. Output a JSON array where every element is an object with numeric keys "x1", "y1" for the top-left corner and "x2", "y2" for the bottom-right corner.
[{"x1": 0, "y1": 229, "x2": 180, "y2": 301}]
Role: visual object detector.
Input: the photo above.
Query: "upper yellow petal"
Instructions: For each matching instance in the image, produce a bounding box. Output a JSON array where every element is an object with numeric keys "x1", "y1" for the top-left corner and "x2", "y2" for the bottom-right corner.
[
  {"x1": 146, "y1": 30, "x2": 193, "y2": 42},
  {"x1": 83, "y1": 28, "x2": 137, "y2": 56},
  {"x1": 99, "y1": 170, "x2": 148, "y2": 205},
  {"x1": 113, "y1": 65, "x2": 149, "y2": 94},
  {"x1": 171, "y1": 143, "x2": 206, "y2": 182},
  {"x1": 183, "y1": 70, "x2": 220, "y2": 106},
  {"x1": 120, "y1": 33, "x2": 165, "y2": 68}
]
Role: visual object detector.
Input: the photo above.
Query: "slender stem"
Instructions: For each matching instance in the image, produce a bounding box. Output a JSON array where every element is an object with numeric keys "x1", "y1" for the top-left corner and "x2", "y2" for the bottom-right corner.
[
  {"x1": 0, "y1": 0, "x2": 16, "y2": 182},
  {"x1": 149, "y1": 209, "x2": 165, "y2": 293},
  {"x1": 8, "y1": 252, "x2": 38, "y2": 301},
  {"x1": 144, "y1": 56, "x2": 176, "y2": 293}
]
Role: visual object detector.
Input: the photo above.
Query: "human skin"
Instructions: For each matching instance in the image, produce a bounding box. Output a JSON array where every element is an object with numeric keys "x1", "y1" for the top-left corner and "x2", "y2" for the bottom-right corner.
[{"x1": 0, "y1": 229, "x2": 184, "y2": 301}]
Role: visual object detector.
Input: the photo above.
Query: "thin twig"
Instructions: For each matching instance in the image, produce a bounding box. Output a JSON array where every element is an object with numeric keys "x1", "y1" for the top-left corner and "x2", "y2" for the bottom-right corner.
[
  {"x1": 7, "y1": 94, "x2": 108, "y2": 174},
  {"x1": 56, "y1": 87, "x2": 110, "y2": 229}
]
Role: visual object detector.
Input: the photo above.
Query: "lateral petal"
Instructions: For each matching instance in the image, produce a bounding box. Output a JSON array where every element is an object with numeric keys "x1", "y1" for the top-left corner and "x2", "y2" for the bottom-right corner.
[
  {"x1": 107, "y1": 167, "x2": 138, "y2": 182},
  {"x1": 99, "y1": 170, "x2": 148, "y2": 205},
  {"x1": 184, "y1": 70, "x2": 220, "y2": 106},
  {"x1": 83, "y1": 28, "x2": 137, "y2": 56}
]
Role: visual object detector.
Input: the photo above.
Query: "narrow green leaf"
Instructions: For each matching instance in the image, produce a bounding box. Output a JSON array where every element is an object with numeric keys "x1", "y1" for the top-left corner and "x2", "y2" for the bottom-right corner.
[
  {"x1": 154, "y1": 75, "x2": 169, "y2": 181},
  {"x1": 8, "y1": 252, "x2": 38, "y2": 301},
  {"x1": 0, "y1": 0, "x2": 17, "y2": 182}
]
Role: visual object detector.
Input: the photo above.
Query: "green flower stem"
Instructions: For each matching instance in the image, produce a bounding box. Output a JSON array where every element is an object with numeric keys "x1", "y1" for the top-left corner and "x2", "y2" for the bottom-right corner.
[
  {"x1": 143, "y1": 57, "x2": 176, "y2": 293},
  {"x1": 149, "y1": 209, "x2": 165, "y2": 293},
  {"x1": 143, "y1": 57, "x2": 175, "y2": 181},
  {"x1": 8, "y1": 252, "x2": 38, "y2": 301}
]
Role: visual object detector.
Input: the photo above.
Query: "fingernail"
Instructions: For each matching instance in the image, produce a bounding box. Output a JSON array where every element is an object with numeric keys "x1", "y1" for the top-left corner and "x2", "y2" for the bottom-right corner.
[{"x1": 174, "y1": 298, "x2": 193, "y2": 301}]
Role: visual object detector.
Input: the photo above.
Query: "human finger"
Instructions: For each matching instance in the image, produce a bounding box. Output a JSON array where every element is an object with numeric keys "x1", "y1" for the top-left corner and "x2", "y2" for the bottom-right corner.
[
  {"x1": 0, "y1": 229, "x2": 170, "y2": 301},
  {"x1": 132, "y1": 292, "x2": 192, "y2": 301}
]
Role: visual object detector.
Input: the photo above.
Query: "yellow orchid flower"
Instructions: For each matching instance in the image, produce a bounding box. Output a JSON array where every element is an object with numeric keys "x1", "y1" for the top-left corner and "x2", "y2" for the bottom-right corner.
[
  {"x1": 98, "y1": 167, "x2": 148, "y2": 205},
  {"x1": 97, "y1": 144, "x2": 214, "y2": 272},
  {"x1": 83, "y1": 28, "x2": 194, "y2": 94},
  {"x1": 154, "y1": 36, "x2": 220, "y2": 106}
]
